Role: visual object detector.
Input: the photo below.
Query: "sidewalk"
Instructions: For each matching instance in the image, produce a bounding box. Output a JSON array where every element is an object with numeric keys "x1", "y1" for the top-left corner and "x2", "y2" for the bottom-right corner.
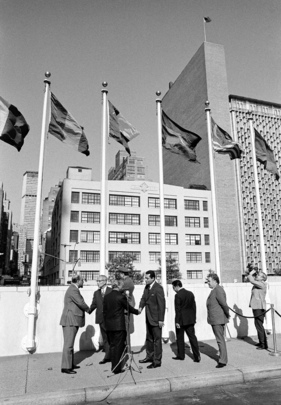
[{"x1": 1, "y1": 335, "x2": 281, "y2": 405}]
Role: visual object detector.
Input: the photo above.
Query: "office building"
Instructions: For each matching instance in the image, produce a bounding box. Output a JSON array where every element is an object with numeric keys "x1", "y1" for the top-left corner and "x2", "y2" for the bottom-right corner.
[{"x1": 108, "y1": 150, "x2": 146, "y2": 181}]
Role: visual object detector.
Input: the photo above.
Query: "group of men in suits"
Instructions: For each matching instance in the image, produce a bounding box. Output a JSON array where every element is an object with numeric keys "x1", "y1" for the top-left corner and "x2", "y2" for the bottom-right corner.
[{"x1": 60, "y1": 269, "x2": 234, "y2": 374}]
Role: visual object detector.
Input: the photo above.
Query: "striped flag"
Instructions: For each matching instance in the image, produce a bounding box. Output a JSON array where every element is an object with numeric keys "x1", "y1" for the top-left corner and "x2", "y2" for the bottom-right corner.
[
  {"x1": 108, "y1": 101, "x2": 140, "y2": 155},
  {"x1": 211, "y1": 118, "x2": 243, "y2": 160},
  {"x1": 255, "y1": 128, "x2": 279, "y2": 180},
  {"x1": 0, "y1": 96, "x2": 29, "y2": 151},
  {"x1": 48, "y1": 92, "x2": 90, "y2": 156},
  {"x1": 162, "y1": 110, "x2": 201, "y2": 162}
]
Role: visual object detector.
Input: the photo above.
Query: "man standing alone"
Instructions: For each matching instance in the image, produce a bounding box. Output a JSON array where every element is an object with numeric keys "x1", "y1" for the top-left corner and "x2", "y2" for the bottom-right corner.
[
  {"x1": 89, "y1": 275, "x2": 112, "y2": 364},
  {"x1": 138, "y1": 270, "x2": 166, "y2": 369},
  {"x1": 60, "y1": 274, "x2": 90, "y2": 374},
  {"x1": 172, "y1": 279, "x2": 200, "y2": 362},
  {"x1": 206, "y1": 273, "x2": 230, "y2": 368}
]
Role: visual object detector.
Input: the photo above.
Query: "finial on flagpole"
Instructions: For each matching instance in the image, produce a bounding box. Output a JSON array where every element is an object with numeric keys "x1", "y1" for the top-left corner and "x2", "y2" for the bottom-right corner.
[
  {"x1": 203, "y1": 16, "x2": 211, "y2": 42},
  {"x1": 44, "y1": 71, "x2": 51, "y2": 85},
  {"x1": 205, "y1": 100, "x2": 210, "y2": 111},
  {"x1": 102, "y1": 81, "x2": 108, "y2": 88},
  {"x1": 156, "y1": 91, "x2": 161, "y2": 97}
]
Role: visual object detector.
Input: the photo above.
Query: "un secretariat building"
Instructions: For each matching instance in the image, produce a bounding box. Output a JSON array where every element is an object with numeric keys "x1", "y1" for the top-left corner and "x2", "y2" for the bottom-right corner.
[{"x1": 44, "y1": 42, "x2": 281, "y2": 285}]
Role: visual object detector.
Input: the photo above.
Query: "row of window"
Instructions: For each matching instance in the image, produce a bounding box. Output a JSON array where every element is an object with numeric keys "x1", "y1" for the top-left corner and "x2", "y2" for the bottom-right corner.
[
  {"x1": 67, "y1": 269, "x2": 203, "y2": 281},
  {"x1": 70, "y1": 211, "x2": 209, "y2": 228},
  {"x1": 69, "y1": 230, "x2": 210, "y2": 246},
  {"x1": 71, "y1": 192, "x2": 208, "y2": 211},
  {"x1": 68, "y1": 250, "x2": 210, "y2": 263}
]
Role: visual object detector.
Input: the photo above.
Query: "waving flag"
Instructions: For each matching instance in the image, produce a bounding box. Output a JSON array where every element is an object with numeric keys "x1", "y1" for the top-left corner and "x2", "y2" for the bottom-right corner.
[
  {"x1": 108, "y1": 101, "x2": 140, "y2": 155},
  {"x1": 212, "y1": 118, "x2": 243, "y2": 160},
  {"x1": 255, "y1": 128, "x2": 279, "y2": 180},
  {"x1": 162, "y1": 110, "x2": 201, "y2": 162},
  {"x1": 0, "y1": 96, "x2": 29, "y2": 151},
  {"x1": 48, "y1": 92, "x2": 90, "y2": 156}
]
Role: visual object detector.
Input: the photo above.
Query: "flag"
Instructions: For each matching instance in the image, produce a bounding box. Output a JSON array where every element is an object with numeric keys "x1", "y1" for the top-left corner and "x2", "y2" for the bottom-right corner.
[
  {"x1": 211, "y1": 118, "x2": 243, "y2": 160},
  {"x1": 255, "y1": 128, "x2": 279, "y2": 180},
  {"x1": 162, "y1": 109, "x2": 201, "y2": 162},
  {"x1": 0, "y1": 96, "x2": 29, "y2": 151},
  {"x1": 108, "y1": 100, "x2": 140, "y2": 155},
  {"x1": 204, "y1": 16, "x2": 212, "y2": 22},
  {"x1": 48, "y1": 92, "x2": 90, "y2": 156}
]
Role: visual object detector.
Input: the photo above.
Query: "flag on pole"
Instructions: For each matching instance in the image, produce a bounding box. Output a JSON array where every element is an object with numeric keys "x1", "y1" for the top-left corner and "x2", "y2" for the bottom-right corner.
[
  {"x1": 108, "y1": 100, "x2": 140, "y2": 155},
  {"x1": 48, "y1": 92, "x2": 90, "y2": 156},
  {"x1": 254, "y1": 128, "x2": 279, "y2": 180},
  {"x1": 204, "y1": 16, "x2": 212, "y2": 22},
  {"x1": 211, "y1": 118, "x2": 243, "y2": 160},
  {"x1": 162, "y1": 110, "x2": 201, "y2": 162},
  {"x1": 0, "y1": 96, "x2": 29, "y2": 151}
]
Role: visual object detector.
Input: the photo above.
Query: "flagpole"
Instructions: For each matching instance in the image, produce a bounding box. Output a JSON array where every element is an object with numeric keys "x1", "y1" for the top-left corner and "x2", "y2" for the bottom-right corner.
[
  {"x1": 203, "y1": 19, "x2": 207, "y2": 42},
  {"x1": 248, "y1": 111, "x2": 267, "y2": 274},
  {"x1": 205, "y1": 101, "x2": 221, "y2": 278},
  {"x1": 156, "y1": 92, "x2": 169, "y2": 343},
  {"x1": 100, "y1": 82, "x2": 108, "y2": 276},
  {"x1": 25, "y1": 72, "x2": 51, "y2": 352}
]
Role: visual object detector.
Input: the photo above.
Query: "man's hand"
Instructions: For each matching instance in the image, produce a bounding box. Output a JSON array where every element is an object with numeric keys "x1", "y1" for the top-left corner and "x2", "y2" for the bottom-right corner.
[
  {"x1": 175, "y1": 323, "x2": 180, "y2": 329},
  {"x1": 159, "y1": 321, "x2": 164, "y2": 328},
  {"x1": 138, "y1": 308, "x2": 142, "y2": 314}
]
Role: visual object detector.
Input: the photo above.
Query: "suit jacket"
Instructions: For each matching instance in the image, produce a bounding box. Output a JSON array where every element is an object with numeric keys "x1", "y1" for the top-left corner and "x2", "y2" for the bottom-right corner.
[
  {"x1": 103, "y1": 290, "x2": 138, "y2": 331},
  {"x1": 248, "y1": 275, "x2": 267, "y2": 310},
  {"x1": 60, "y1": 284, "x2": 89, "y2": 327},
  {"x1": 89, "y1": 286, "x2": 112, "y2": 324},
  {"x1": 175, "y1": 288, "x2": 196, "y2": 326},
  {"x1": 139, "y1": 282, "x2": 166, "y2": 326},
  {"x1": 206, "y1": 284, "x2": 229, "y2": 326}
]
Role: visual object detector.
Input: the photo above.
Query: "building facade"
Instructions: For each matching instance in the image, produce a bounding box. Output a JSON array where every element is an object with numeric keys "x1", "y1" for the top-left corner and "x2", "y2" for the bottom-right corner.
[
  {"x1": 44, "y1": 167, "x2": 214, "y2": 285},
  {"x1": 108, "y1": 150, "x2": 146, "y2": 181}
]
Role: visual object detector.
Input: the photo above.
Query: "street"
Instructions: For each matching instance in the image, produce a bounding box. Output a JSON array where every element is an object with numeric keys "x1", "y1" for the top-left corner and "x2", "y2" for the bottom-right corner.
[{"x1": 94, "y1": 377, "x2": 281, "y2": 405}]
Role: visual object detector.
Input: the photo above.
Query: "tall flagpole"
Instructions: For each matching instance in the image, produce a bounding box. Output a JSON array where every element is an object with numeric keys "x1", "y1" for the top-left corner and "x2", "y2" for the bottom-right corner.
[
  {"x1": 156, "y1": 92, "x2": 169, "y2": 343},
  {"x1": 100, "y1": 82, "x2": 108, "y2": 276},
  {"x1": 25, "y1": 72, "x2": 51, "y2": 352},
  {"x1": 205, "y1": 101, "x2": 221, "y2": 278},
  {"x1": 248, "y1": 111, "x2": 267, "y2": 274}
]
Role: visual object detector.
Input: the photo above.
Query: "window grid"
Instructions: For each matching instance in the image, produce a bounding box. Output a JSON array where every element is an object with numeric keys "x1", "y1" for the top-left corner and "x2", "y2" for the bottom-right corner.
[
  {"x1": 81, "y1": 212, "x2": 100, "y2": 223},
  {"x1": 185, "y1": 234, "x2": 201, "y2": 245},
  {"x1": 148, "y1": 233, "x2": 178, "y2": 245},
  {"x1": 149, "y1": 252, "x2": 179, "y2": 262},
  {"x1": 80, "y1": 251, "x2": 100, "y2": 262},
  {"x1": 185, "y1": 217, "x2": 200, "y2": 227},
  {"x1": 82, "y1": 193, "x2": 100, "y2": 205},
  {"x1": 186, "y1": 270, "x2": 203, "y2": 279},
  {"x1": 69, "y1": 230, "x2": 78, "y2": 243},
  {"x1": 186, "y1": 252, "x2": 202, "y2": 263},
  {"x1": 109, "y1": 194, "x2": 140, "y2": 207},
  {"x1": 71, "y1": 192, "x2": 79, "y2": 203},
  {"x1": 148, "y1": 197, "x2": 177, "y2": 209},
  {"x1": 203, "y1": 201, "x2": 208, "y2": 211},
  {"x1": 109, "y1": 213, "x2": 140, "y2": 225},
  {"x1": 205, "y1": 252, "x2": 211, "y2": 263},
  {"x1": 70, "y1": 211, "x2": 79, "y2": 222},
  {"x1": 203, "y1": 217, "x2": 209, "y2": 228},
  {"x1": 109, "y1": 232, "x2": 140, "y2": 244},
  {"x1": 204, "y1": 235, "x2": 210, "y2": 245},
  {"x1": 80, "y1": 231, "x2": 100, "y2": 243},
  {"x1": 69, "y1": 250, "x2": 78, "y2": 262},
  {"x1": 108, "y1": 251, "x2": 141, "y2": 262},
  {"x1": 184, "y1": 200, "x2": 200, "y2": 210}
]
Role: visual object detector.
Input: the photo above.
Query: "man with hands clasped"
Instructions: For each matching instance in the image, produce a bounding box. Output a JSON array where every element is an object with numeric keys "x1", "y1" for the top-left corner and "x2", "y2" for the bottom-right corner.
[{"x1": 138, "y1": 270, "x2": 166, "y2": 369}]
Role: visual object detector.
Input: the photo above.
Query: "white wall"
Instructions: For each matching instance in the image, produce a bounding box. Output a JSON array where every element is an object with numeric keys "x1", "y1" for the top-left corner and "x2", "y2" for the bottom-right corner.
[{"x1": 1, "y1": 282, "x2": 281, "y2": 357}]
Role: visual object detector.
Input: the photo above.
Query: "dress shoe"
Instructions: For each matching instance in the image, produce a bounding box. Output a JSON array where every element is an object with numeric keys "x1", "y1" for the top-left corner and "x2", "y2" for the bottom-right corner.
[
  {"x1": 99, "y1": 358, "x2": 111, "y2": 364},
  {"x1": 256, "y1": 346, "x2": 267, "y2": 350},
  {"x1": 61, "y1": 369, "x2": 77, "y2": 374},
  {"x1": 139, "y1": 357, "x2": 153, "y2": 364},
  {"x1": 255, "y1": 342, "x2": 262, "y2": 347},
  {"x1": 216, "y1": 363, "x2": 226, "y2": 368},
  {"x1": 113, "y1": 369, "x2": 125, "y2": 375},
  {"x1": 72, "y1": 365, "x2": 80, "y2": 369},
  {"x1": 194, "y1": 357, "x2": 201, "y2": 363},
  {"x1": 172, "y1": 356, "x2": 184, "y2": 360},
  {"x1": 147, "y1": 363, "x2": 161, "y2": 369}
]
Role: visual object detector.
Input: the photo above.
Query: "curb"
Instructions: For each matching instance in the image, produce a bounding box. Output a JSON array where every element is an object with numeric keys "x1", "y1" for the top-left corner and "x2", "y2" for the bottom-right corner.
[{"x1": 1, "y1": 366, "x2": 281, "y2": 405}]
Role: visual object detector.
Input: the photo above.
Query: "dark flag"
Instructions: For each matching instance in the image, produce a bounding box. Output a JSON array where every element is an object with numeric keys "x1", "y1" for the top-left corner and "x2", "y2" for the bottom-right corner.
[
  {"x1": 162, "y1": 110, "x2": 201, "y2": 162},
  {"x1": 211, "y1": 118, "x2": 243, "y2": 160},
  {"x1": 0, "y1": 96, "x2": 30, "y2": 151},
  {"x1": 48, "y1": 92, "x2": 90, "y2": 156},
  {"x1": 255, "y1": 128, "x2": 279, "y2": 180}
]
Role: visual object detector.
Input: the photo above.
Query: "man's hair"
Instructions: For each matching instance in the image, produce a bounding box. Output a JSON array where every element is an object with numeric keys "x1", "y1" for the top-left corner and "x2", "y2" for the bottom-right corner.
[
  {"x1": 172, "y1": 280, "x2": 182, "y2": 288},
  {"x1": 207, "y1": 273, "x2": 220, "y2": 284},
  {"x1": 146, "y1": 270, "x2": 155, "y2": 280},
  {"x1": 112, "y1": 279, "x2": 124, "y2": 289},
  {"x1": 72, "y1": 274, "x2": 82, "y2": 284},
  {"x1": 97, "y1": 275, "x2": 107, "y2": 282}
]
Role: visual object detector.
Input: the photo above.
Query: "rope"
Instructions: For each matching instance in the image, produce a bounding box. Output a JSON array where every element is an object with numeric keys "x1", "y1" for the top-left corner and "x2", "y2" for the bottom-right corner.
[
  {"x1": 275, "y1": 309, "x2": 281, "y2": 318},
  {"x1": 228, "y1": 306, "x2": 271, "y2": 319}
]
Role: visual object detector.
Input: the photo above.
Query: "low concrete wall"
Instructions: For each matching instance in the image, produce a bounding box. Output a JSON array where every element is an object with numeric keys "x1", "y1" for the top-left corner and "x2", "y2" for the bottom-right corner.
[{"x1": 1, "y1": 282, "x2": 281, "y2": 357}]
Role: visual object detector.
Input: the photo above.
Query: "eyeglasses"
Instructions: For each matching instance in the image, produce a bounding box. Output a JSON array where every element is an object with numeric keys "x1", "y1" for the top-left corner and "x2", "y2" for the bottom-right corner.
[{"x1": 97, "y1": 279, "x2": 104, "y2": 282}]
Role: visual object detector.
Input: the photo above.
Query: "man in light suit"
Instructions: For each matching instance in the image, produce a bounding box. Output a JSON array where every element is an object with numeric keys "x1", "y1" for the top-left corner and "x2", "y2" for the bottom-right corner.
[
  {"x1": 206, "y1": 273, "x2": 230, "y2": 368},
  {"x1": 89, "y1": 275, "x2": 112, "y2": 364},
  {"x1": 172, "y1": 279, "x2": 200, "y2": 362},
  {"x1": 60, "y1": 274, "x2": 90, "y2": 374},
  {"x1": 138, "y1": 270, "x2": 166, "y2": 369},
  {"x1": 248, "y1": 268, "x2": 268, "y2": 350}
]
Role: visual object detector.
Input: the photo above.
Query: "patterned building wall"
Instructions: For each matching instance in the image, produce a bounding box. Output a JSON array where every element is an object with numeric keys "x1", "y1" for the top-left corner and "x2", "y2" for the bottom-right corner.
[{"x1": 230, "y1": 96, "x2": 281, "y2": 273}]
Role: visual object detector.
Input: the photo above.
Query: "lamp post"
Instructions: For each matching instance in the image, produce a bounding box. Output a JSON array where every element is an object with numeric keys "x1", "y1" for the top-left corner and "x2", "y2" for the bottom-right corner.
[{"x1": 60, "y1": 242, "x2": 79, "y2": 285}]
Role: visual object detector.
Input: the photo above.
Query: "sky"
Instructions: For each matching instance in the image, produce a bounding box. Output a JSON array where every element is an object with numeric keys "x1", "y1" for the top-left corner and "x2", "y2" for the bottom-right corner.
[{"x1": 1, "y1": 0, "x2": 281, "y2": 223}]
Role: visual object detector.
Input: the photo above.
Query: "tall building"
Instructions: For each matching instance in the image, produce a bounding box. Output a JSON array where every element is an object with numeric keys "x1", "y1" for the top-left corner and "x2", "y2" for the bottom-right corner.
[
  {"x1": 44, "y1": 166, "x2": 214, "y2": 285},
  {"x1": 0, "y1": 182, "x2": 13, "y2": 276},
  {"x1": 42, "y1": 184, "x2": 62, "y2": 234},
  {"x1": 108, "y1": 151, "x2": 146, "y2": 180}
]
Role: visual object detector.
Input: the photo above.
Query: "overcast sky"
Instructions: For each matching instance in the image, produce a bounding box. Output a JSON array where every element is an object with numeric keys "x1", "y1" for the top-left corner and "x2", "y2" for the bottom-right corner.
[{"x1": 1, "y1": 0, "x2": 280, "y2": 222}]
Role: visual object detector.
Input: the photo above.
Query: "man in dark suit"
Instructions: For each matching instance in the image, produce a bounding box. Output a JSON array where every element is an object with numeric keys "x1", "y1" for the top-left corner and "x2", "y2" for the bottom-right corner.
[
  {"x1": 172, "y1": 279, "x2": 200, "y2": 362},
  {"x1": 89, "y1": 275, "x2": 112, "y2": 364},
  {"x1": 138, "y1": 270, "x2": 166, "y2": 369},
  {"x1": 60, "y1": 274, "x2": 90, "y2": 374},
  {"x1": 206, "y1": 273, "x2": 230, "y2": 368},
  {"x1": 103, "y1": 279, "x2": 139, "y2": 374}
]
